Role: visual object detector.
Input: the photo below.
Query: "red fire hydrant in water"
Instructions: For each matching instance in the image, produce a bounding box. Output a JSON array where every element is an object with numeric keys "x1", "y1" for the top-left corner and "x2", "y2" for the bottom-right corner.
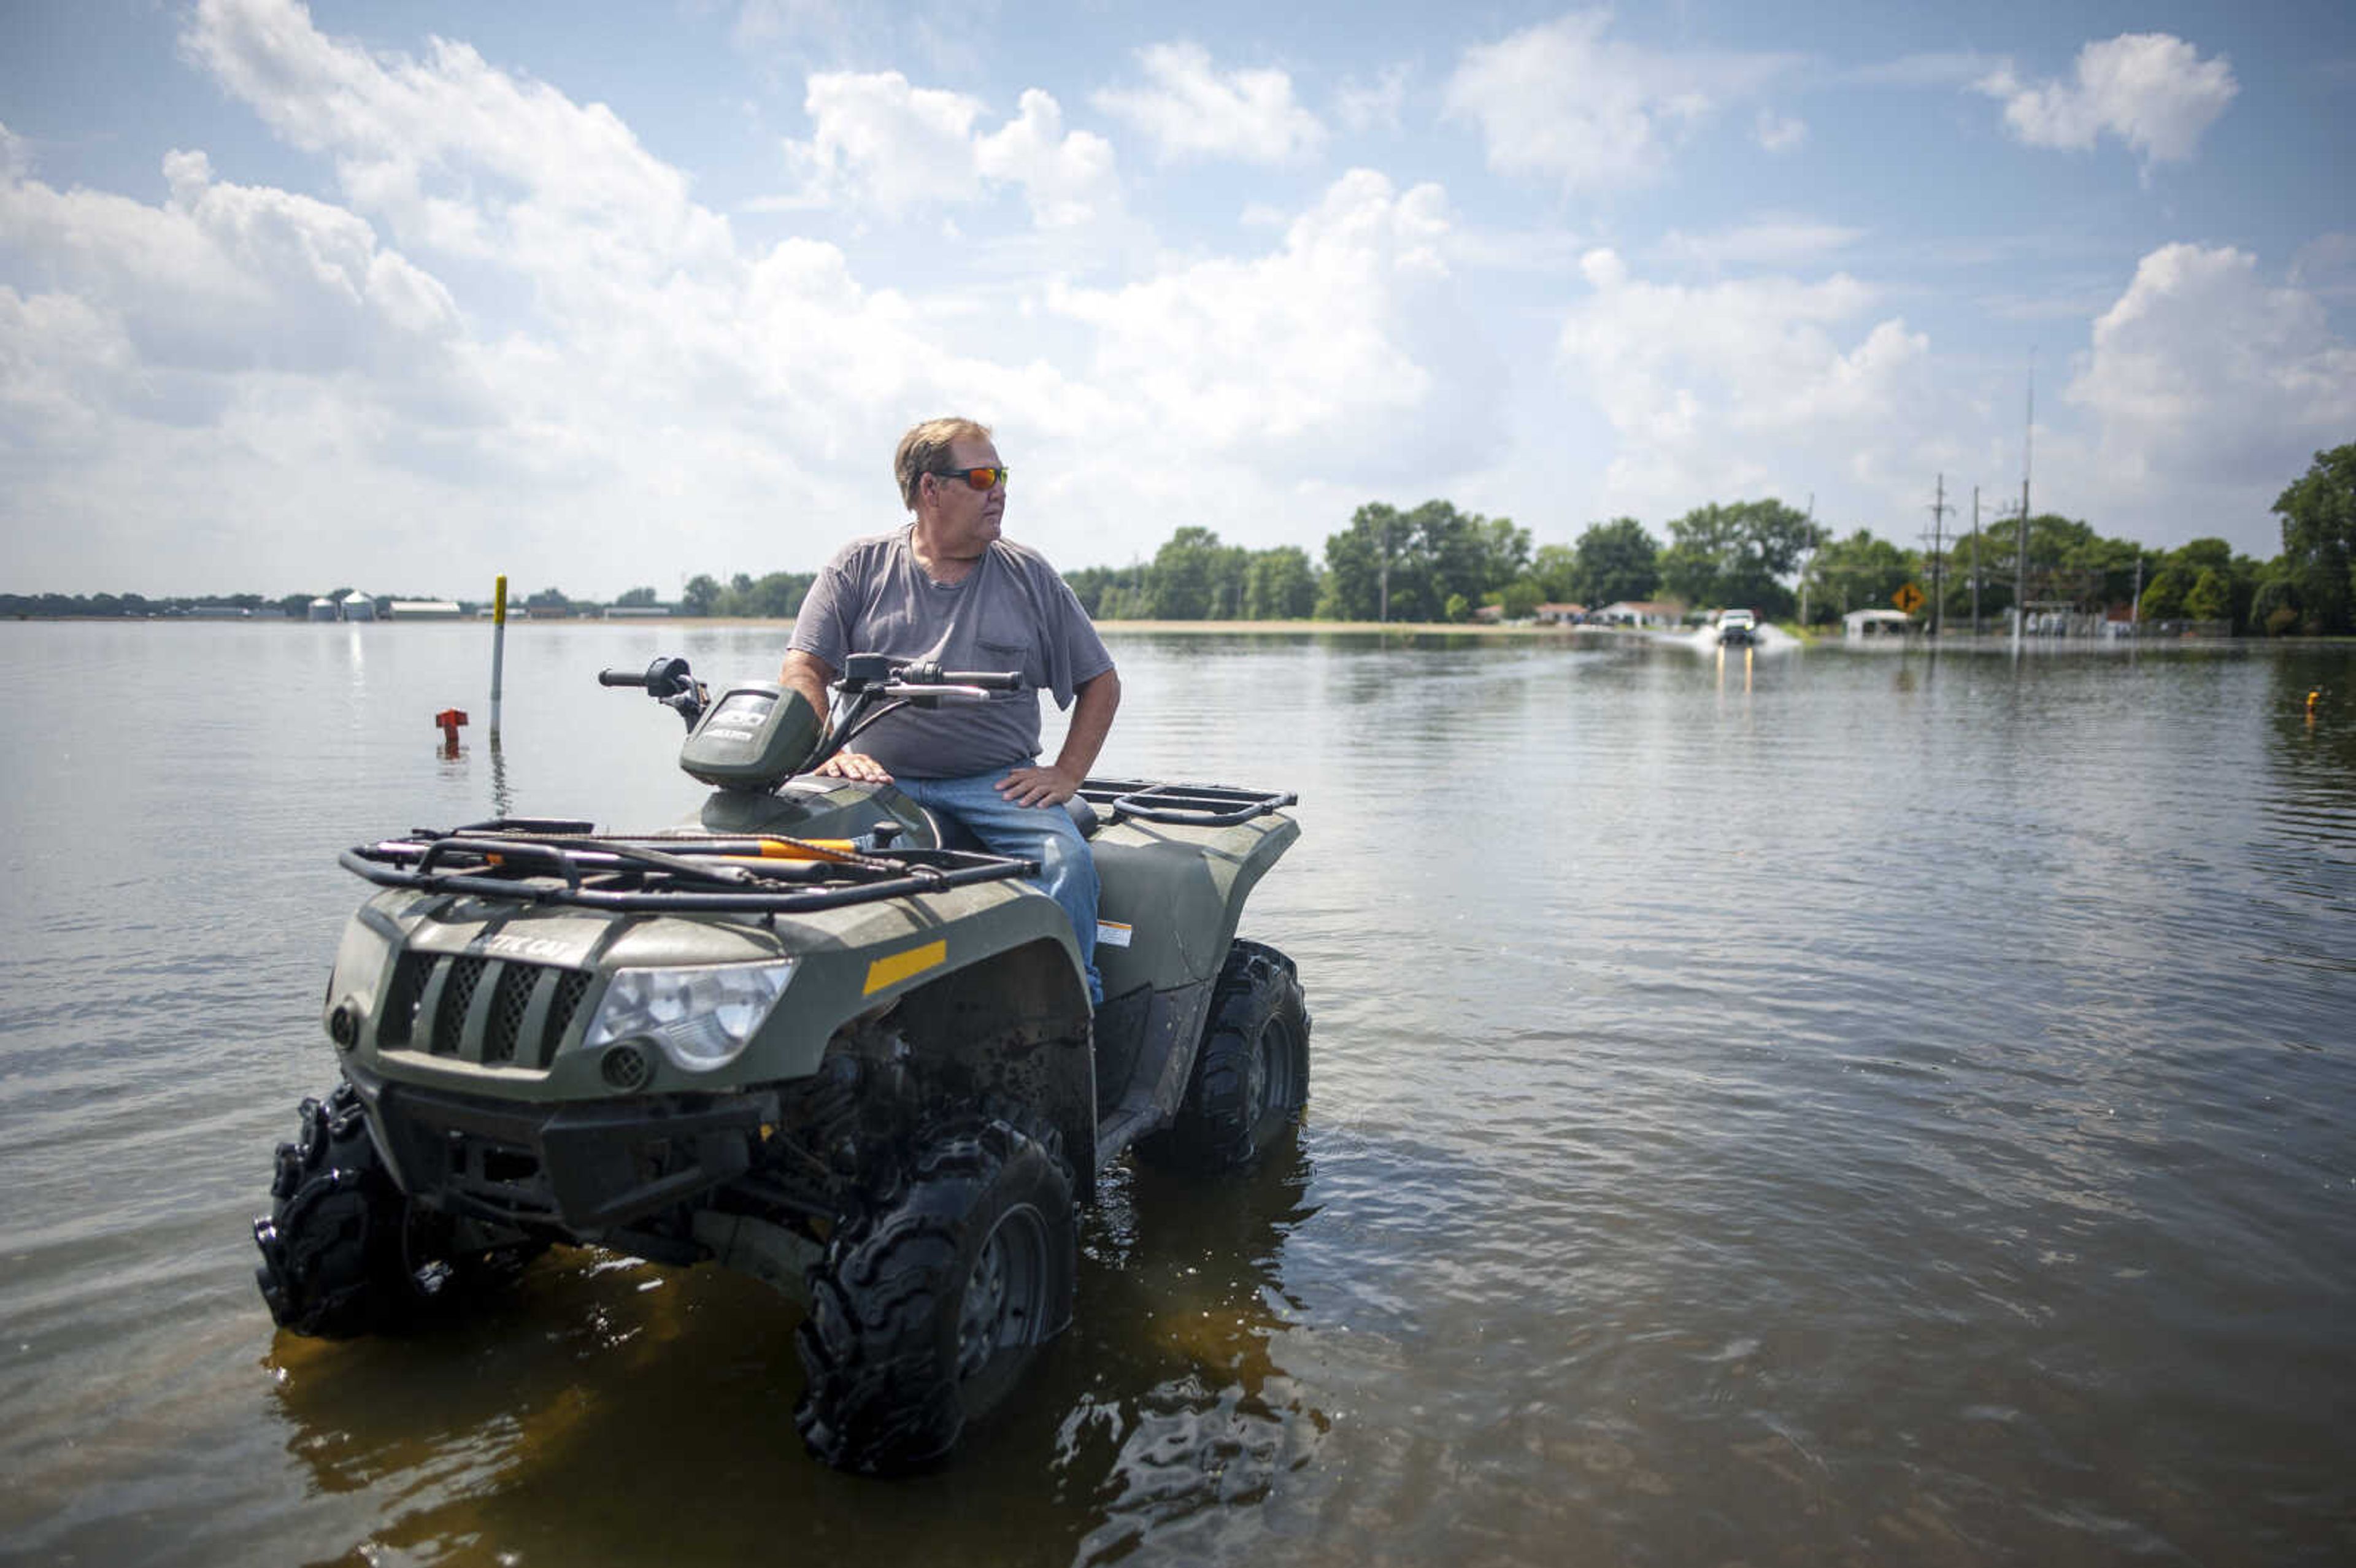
[{"x1": 436, "y1": 707, "x2": 468, "y2": 756}]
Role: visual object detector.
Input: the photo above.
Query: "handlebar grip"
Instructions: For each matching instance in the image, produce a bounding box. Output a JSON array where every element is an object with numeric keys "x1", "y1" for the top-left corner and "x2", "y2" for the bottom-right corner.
[
  {"x1": 598, "y1": 667, "x2": 647, "y2": 687},
  {"x1": 941, "y1": 670, "x2": 1023, "y2": 691}
]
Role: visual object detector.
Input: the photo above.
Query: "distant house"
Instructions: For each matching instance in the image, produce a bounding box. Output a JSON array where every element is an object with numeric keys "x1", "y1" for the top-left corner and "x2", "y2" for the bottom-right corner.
[
  {"x1": 1595, "y1": 599, "x2": 1685, "y2": 629},
  {"x1": 1843, "y1": 609, "x2": 1915, "y2": 639},
  {"x1": 1534, "y1": 603, "x2": 1585, "y2": 625},
  {"x1": 387, "y1": 599, "x2": 464, "y2": 620}
]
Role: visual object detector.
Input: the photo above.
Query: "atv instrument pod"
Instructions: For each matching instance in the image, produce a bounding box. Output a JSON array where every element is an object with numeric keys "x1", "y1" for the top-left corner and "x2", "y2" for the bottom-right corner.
[
  {"x1": 678, "y1": 681, "x2": 822, "y2": 790},
  {"x1": 579, "y1": 959, "x2": 798, "y2": 1072}
]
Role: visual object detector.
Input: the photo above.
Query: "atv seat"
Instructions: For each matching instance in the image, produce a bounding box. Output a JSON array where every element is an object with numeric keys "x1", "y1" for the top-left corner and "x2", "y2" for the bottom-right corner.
[{"x1": 928, "y1": 793, "x2": 1101, "y2": 851}]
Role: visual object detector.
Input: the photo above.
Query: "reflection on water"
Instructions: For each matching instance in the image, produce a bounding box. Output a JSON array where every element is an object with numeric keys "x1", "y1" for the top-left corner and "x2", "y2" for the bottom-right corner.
[
  {"x1": 1, "y1": 623, "x2": 2352, "y2": 1566},
  {"x1": 1061, "y1": 1142, "x2": 1327, "y2": 1564}
]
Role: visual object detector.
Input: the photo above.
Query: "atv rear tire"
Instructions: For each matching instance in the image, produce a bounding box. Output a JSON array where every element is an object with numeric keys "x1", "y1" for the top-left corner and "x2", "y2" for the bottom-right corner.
[
  {"x1": 1145, "y1": 939, "x2": 1309, "y2": 1171},
  {"x1": 795, "y1": 1117, "x2": 1076, "y2": 1475},
  {"x1": 253, "y1": 1082, "x2": 465, "y2": 1337}
]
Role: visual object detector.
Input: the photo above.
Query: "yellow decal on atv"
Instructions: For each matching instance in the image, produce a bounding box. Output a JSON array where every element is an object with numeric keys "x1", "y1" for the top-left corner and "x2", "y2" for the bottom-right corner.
[{"x1": 864, "y1": 939, "x2": 946, "y2": 996}]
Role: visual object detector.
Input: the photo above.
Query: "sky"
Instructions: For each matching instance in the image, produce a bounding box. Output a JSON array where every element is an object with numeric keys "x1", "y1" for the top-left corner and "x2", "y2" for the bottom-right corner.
[{"x1": 2, "y1": 0, "x2": 2352, "y2": 600}]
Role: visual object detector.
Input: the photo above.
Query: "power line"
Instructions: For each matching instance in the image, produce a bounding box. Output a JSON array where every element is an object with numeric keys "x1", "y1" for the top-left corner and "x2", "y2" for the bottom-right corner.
[{"x1": 1922, "y1": 474, "x2": 1952, "y2": 639}]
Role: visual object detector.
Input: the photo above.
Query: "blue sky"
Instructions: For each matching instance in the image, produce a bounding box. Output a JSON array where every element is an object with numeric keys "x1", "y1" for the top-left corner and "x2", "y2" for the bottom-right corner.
[{"x1": 2, "y1": 0, "x2": 2350, "y2": 598}]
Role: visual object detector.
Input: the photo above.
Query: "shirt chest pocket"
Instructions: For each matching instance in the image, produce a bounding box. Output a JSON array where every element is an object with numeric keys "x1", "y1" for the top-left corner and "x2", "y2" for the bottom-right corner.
[{"x1": 972, "y1": 601, "x2": 1037, "y2": 672}]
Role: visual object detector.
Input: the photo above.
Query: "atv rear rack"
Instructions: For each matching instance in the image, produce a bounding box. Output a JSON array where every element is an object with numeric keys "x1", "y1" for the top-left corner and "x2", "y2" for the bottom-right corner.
[
  {"x1": 342, "y1": 823, "x2": 1036, "y2": 914},
  {"x1": 1077, "y1": 778, "x2": 1298, "y2": 827}
]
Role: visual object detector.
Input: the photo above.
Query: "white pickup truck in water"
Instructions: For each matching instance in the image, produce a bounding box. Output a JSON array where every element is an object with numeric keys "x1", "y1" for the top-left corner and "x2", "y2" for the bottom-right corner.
[{"x1": 1714, "y1": 608, "x2": 1760, "y2": 646}]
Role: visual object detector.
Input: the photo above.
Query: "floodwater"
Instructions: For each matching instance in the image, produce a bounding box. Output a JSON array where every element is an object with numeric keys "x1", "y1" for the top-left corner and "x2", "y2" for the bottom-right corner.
[{"x1": 2, "y1": 621, "x2": 2351, "y2": 1567}]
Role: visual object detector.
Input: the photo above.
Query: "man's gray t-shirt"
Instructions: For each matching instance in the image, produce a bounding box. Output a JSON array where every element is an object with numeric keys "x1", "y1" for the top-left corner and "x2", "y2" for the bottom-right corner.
[{"x1": 789, "y1": 528, "x2": 1115, "y2": 778}]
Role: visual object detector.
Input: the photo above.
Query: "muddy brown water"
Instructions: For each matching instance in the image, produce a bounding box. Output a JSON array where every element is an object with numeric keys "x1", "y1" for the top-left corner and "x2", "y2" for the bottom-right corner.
[{"x1": 1, "y1": 622, "x2": 2351, "y2": 1566}]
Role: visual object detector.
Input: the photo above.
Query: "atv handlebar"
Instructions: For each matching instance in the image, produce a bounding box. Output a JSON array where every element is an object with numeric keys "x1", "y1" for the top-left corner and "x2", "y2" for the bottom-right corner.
[
  {"x1": 599, "y1": 651, "x2": 1023, "y2": 761},
  {"x1": 599, "y1": 656, "x2": 696, "y2": 699},
  {"x1": 600, "y1": 656, "x2": 706, "y2": 728},
  {"x1": 887, "y1": 663, "x2": 1022, "y2": 691}
]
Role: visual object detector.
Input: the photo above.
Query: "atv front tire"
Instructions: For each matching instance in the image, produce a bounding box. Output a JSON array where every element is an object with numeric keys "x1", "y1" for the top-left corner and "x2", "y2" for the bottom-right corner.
[
  {"x1": 795, "y1": 1117, "x2": 1076, "y2": 1475},
  {"x1": 1145, "y1": 939, "x2": 1309, "y2": 1171},
  {"x1": 253, "y1": 1082, "x2": 466, "y2": 1337}
]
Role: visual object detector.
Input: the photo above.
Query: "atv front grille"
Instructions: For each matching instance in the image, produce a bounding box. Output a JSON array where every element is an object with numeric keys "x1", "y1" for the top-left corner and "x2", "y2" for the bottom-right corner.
[{"x1": 377, "y1": 952, "x2": 594, "y2": 1070}]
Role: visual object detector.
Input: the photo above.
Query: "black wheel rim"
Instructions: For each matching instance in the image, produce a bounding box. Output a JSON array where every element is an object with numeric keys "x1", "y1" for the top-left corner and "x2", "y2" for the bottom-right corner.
[
  {"x1": 957, "y1": 1202, "x2": 1050, "y2": 1381},
  {"x1": 1251, "y1": 1014, "x2": 1299, "y2": 1126}
]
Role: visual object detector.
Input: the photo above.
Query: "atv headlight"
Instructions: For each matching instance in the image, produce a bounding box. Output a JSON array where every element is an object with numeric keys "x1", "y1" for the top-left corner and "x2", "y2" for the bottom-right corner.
[{"x1": 580, "y1": 961, "x2": 797, "y2": 1072}]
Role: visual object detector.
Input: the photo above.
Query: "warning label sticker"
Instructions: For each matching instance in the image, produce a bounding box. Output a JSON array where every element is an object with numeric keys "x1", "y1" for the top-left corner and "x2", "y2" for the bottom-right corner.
[{"x1": 1095, "y1": 920, "x2": 1133, "y2": 948}]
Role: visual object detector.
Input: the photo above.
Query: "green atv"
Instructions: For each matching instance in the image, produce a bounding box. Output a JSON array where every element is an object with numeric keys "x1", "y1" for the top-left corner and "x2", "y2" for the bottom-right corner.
[{"x1": 252, "y1": 653, "x2": 1307, "y2": 1474}]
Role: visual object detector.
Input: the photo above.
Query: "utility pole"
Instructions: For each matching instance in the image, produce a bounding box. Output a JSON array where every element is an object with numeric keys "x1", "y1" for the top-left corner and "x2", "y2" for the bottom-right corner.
[
  {"x1": 1969, "y1": 487, "x2": 1982, "y2": 637},
  {"x1": 1377, "y1": 517, "x2": 1390, "y2": 625},
  {"x1": 2012, "y1": 356, "x2": 2034, "y2": 652},
  {"x1": 1923, "y1": 474, "x2": 1951, "y2": 639},
  {"x1": 1798, "y1": 492, "x2": 1816, "y2": 627}
]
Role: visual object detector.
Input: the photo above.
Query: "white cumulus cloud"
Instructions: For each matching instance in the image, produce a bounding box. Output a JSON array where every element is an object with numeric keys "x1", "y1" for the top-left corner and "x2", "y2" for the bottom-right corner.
[
  {"x1": 1753, "y1": 110, "x2": 1807, "y2": 153},
  {"x1": 1558, "y1": 248, "x2": 1940, "y2": 510},
  {"x1": 1092, "y1": 42, "x2": 1326, "y2": 165},
  {"x1": 1, "y1": 4, "x2": 1507, "y2": 592},
  {"x1": 2066, "y1": 243, "x2": 2356, "y2": 499},
  {"x1": 1976, "y1": 33, "x2": 2237, "y2": 166},
  {"x1": 1444, "y1": 10, "x2": 1798, "y2": 191},
  {"x1": 1046, "y1": 169, "x2": 1496, "y2": 483},
  {"x1": 774, "y1": 72, "x2": 1122, "y2": 230},
  {"x1": 782, "y1": 71, "x2": 992, "y2": 214}
]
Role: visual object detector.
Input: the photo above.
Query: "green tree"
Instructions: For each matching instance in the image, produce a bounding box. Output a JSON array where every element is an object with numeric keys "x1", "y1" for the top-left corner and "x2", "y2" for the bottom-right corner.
[
  {"x1": 680, "y1": 574, "x2": 721, "y2": 615},
  {"x1": 2138, "y1": 569, "x2": 2185, "y2": 621},
  {"x1": 1243, "y1": 546, "x2": 1317, "y2": 619},
  {"x1": 1144, "y1": 526, "x2": 1249, "y2": 619},
  {"x1": 2184, "y1": 567, "x2": 2233, "y2": 623},
  {"x1": 1568, "y1": 518, "x2": 1660, "y2": 605},
  {"x1": 1319, "y1": 501, "x2": 1526, "y2": 621},
  {"x1": 2250, "y1": 569, "x2": 2302, "y2": 636},
  {"x1": 1801, "y1": 529, "x2": 1917, "y2": 624},
  {"x1": 1319, "y1": 503, "x2": 1406, "y2": 620},
  {"x1": 1529, "y1": 543, "x2": 1580, "y2": 602},
  {"x1": 615, "y1": 585, "x2": 658, "y2": 607},
  {"x1": 741, "y1": 571, "x2": 815, "y2": 618},
  {"x1": 1486, "y1": 577, "x2": 1546, "y2": 619},
  {"x1": 1064, "y1": 564, "x2": 1149, "y2": 618},
  {"x1": 2167, "y1": 538, "x2": 2233, "y2": 577},
  {"x1": 2272, "y1": 442, "x2": 2356, "y2": 634},
  {"x1": 1658, "y1": 500, "x2": 1820, "y2": 618}
]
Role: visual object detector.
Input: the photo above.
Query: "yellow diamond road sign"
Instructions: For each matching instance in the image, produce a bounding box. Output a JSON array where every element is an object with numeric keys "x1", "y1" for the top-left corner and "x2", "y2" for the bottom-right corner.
[{"x1": 1893, "y1": 583, "x2": 1925, "y2": 613}]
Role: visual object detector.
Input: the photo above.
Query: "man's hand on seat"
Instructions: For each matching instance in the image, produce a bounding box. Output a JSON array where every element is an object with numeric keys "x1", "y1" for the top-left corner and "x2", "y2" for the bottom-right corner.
[
  {"x1": 996, "y1": 762, "x2": 1080, "y2": 808},
  {"x1": 817, "y1": 750, "x2": 893, "y2": 783}
]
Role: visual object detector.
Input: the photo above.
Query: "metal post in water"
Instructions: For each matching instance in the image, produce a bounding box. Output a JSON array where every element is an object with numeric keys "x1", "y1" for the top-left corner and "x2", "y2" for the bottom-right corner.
[
  {"x1": 490, "y1": 574, "x2": 508, "y2": 732},
  {"x1": 2012, "y1": 360, "x2": 2033, "y2": 655}
]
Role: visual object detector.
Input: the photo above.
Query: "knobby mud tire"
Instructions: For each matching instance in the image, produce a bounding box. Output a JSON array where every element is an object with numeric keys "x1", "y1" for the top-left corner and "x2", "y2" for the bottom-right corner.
[
  {"x1": 252, "y1": 1082, "x2": 466, "y2": 1338},
  {"x1": 1143, "y1": 939, "x2": 1310, "y2": 1172},
  {"x1": 794, "y1": 1117, "x2": 1077, "y2": 1476}
]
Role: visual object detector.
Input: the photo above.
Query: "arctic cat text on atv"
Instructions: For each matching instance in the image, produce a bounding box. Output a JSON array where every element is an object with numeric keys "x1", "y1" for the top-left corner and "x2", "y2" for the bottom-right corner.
[{"x1": 253, "y1": 653, "x2": 1308, "y2": 1474}]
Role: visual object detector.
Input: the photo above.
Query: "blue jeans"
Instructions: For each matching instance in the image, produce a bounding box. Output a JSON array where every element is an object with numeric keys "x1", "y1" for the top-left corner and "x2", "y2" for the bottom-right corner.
[{"x1": 895, "y1": 772, "x2": 1102, "y2": 1005}]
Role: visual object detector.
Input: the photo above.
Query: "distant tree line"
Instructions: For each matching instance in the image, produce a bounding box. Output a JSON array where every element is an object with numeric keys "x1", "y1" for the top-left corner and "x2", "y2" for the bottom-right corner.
[
  {"x1": 1062, "y1": 441, "x2": 2356, "y2": 637},
  {"x1": 0, "y1": 588, "x2": 457, "y2": 619},
  {"x1": 1798, "y1": 443, "x2": 2355, "y2": 636},
  {"x1": 14, "y1": 445, "x2": 2350, "y2": 636},
  {"x1": 1061, "y1": 499, "x2": 1815, "y2": 625}
]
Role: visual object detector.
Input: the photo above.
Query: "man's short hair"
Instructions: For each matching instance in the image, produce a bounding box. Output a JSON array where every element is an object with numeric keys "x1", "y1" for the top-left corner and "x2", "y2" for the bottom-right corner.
[{"x1": 895, "y1": 417, "x2": 994, "y2": 510}]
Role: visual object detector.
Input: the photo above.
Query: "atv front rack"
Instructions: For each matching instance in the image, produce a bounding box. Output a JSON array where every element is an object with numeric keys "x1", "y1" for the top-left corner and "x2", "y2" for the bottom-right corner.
[
  {"x1": 342, "y1": 822, "x2": 1036, "y2": 913},
  {"x1": 1076, "y1": 778, "x2": 1298, "y2": 827}
]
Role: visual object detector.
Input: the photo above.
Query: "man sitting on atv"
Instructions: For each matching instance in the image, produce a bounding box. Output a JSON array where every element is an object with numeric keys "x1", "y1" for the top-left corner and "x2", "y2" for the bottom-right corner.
[{"x1": 779, "y1": 416, "x2": 1120, "y2": 1004}]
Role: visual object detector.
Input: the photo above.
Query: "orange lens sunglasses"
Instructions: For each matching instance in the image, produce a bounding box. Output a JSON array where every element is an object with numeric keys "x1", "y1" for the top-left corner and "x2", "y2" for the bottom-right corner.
[{"x1": 931, "y1": 465, "x2": 1009, "y2": 491}]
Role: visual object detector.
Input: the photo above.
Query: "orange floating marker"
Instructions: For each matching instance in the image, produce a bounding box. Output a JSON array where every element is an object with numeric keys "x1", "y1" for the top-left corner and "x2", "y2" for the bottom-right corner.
[{"x1": 435, "y1": 707, "x2": 469, "y2": 756}]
